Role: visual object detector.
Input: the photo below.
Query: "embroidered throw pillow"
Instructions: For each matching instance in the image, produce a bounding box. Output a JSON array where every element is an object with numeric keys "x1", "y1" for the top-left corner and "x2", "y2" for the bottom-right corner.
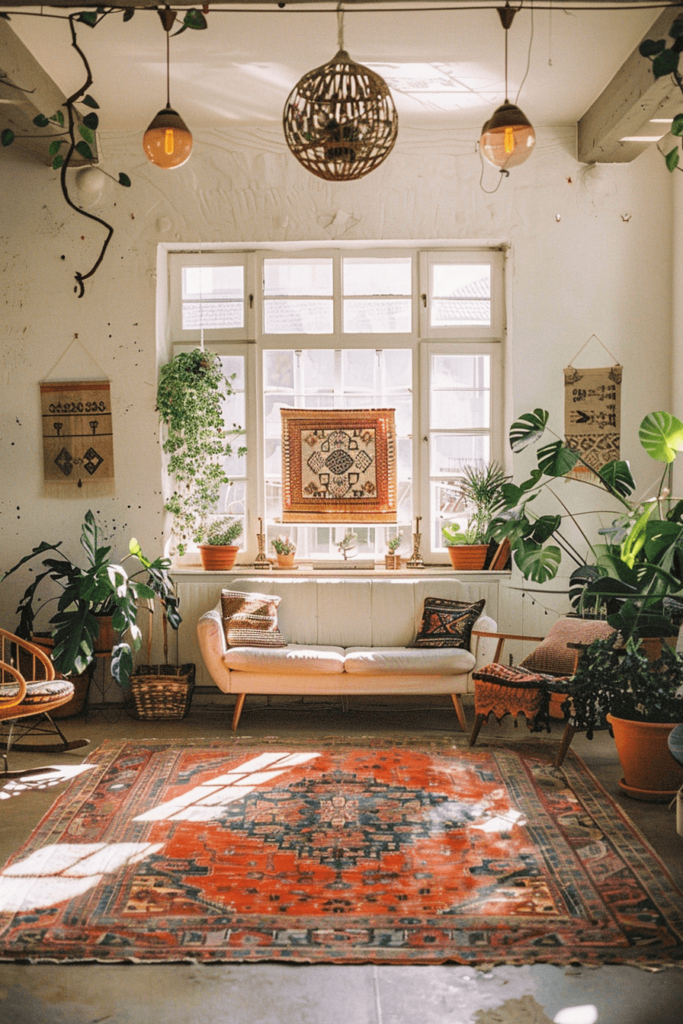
[
  {"x1": 519, "y1": 617, "x2": 615, "y2": 676},
  {"x1": 409, "y1": 597, "x2": 485, "y2": 650},
  {"x1": 220, "y1": 590, "x2": 287, "y2": 648}
]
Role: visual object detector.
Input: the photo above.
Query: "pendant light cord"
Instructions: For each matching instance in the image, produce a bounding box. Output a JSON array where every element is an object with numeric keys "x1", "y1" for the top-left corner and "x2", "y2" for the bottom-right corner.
[
  {"x1": 504, "y1": 23, "x2": 508, "y2": 102},
  {"x1": 337, "y1": 3, "x2": 344, "y2": 51},
  {"x1": 166, "y1": 26, "x2": 171, "y2": 108}
]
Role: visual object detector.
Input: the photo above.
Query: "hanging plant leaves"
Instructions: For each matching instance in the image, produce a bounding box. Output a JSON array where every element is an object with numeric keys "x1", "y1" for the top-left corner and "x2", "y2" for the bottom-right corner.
[
  {"x1": 671, "y1": 114, "x2": 683, "y2": 137},
  {"x1": 666, "y1": 147, "x2": 680, "y2": 172},
  {"x1": 50, "y1": 110, "x2": 65, "y2": 127},
  {"x1": 83, "y1": 112, "x2": 99, "y2": 131},
  {"x1": 639, "y1": 411, "x2": 683, "y2": 462},
  {"x1": 652, "y1": 48, "x2": 680, "y2": 80},
  {"x1": 75, "y1": 140, "x2": 94, "y2": 160},
  {"x1": 1, "y1": 128, "x2": 15, "y2": 147},
  {"x1": 78, "y1": 124, "x2": 95, "y2": 146},
  {"x1": 32, "y1": 113, "x2": 50, "y2": 128},
  {"x1": 118, "y1": 172, "x2": 131, "y2": 187},
  {"x1": 509, "y1": 409, "x2": 549, "y2": 452},
  {"x1": 123, "y1": 8, "x2": 135, "y2": 21},
  {"x1": 670, "y1": 17, "x2": 683, "y2": 39},
  {"x1": 77, "y1": 11, "x2": 98, "y2": 27},
  {"x1": 184, "y1": 9, "x2": 208, "y2": 30},
  {"x1": 52, "y1": 154, "x2": 64, "y2": 170},
  {"x1": 49, "y1": 139, "x2": 65, "y2": 156},
  {"x1": 639, "y1": 39, "x2": 666, "y2": 58},
  {"x1": 82, "y1": 94, "x2": 100, "y2": 109},
  {"x1": 537, "y1": 439, "x2": 578, "y2": 477}
]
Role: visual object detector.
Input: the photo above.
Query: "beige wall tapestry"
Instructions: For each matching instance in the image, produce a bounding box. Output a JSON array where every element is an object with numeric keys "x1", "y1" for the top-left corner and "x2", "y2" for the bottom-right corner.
[
  {"x1": 281, "y1": 408, "x2": 397, "y2": 523},
  {"x1": 41, "y1": 381, "x2": 115, "y2": 497},
  {"x1": 563, "y1": 364, "x2": 622, "y2": 477}
]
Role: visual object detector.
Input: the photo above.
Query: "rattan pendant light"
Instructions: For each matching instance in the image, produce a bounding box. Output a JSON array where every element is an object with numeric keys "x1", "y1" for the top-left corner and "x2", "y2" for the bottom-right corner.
[
  {"x1": 480, "y1": 4, "x2": 536, "y2": 171},
  {"x1": 283, "y1": 5, "x2": 398, "y2": 181},
  {"x1": 143, "y1": 9, "x2": 193, "y2": 170}
]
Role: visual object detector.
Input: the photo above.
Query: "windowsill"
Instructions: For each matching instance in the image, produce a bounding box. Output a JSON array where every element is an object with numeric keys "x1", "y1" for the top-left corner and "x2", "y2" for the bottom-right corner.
[{"x1": 172, "y1": 563, "x2": 511, "y2": 577}]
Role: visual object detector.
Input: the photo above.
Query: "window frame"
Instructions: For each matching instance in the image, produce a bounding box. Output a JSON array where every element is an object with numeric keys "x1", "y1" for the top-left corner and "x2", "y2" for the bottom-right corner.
[
  {"x1": 168, "y1": 252, "x2": 255, "y2": 344},
  {"x1": 419, "y1": 250, "x2": 505, "y2": 341}
]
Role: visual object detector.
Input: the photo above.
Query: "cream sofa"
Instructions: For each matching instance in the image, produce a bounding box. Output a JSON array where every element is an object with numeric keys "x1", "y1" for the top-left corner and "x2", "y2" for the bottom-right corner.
[{"x1": 196, "y1": 577, "x2": 498, "y2": 730}]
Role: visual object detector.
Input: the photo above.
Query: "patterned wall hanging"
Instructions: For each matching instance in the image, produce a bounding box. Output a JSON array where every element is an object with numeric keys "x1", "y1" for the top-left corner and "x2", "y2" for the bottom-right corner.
[
  {"x1": 281, "y1": 408, "x2": 397, "y2": 523},
  {"x1": 41, "y1": 380, "x2": 115, "y2": 497},
  {"x1": 564, "y1": 361, "x2": 622, "y2": 478}
]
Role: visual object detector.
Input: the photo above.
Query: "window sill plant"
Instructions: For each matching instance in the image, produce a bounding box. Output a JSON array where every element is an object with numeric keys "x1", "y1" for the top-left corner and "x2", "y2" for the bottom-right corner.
[
  {"x1": 0, "y1": 511, "x2": 181, "y2": 690},
  {"x1": 271, "y1": 535, "x2": 296, "y2": 569},
  {"x1": 442, "y1": 462, "x2": 507, "y2": 571},
  {"x1": 197, "y1": 516, "x2": 243, "y2": 571},
  {"x1": 385, "y1": 533, "x2": 403, "y2": 570}
]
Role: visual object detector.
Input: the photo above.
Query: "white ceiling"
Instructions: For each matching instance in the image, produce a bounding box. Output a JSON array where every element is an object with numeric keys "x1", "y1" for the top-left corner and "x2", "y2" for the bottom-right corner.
[{"x1": 7, "y1": 4, "x2": 660, "y2": 133}]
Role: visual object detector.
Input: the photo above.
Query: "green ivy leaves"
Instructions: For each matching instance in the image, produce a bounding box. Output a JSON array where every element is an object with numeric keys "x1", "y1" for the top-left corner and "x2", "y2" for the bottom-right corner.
[
  {"x1": 118, "y1": 172, "x2": 131, "y2": 187},
  {"x1": 1, "y1": 128, "x2": 14, "y2": 147}
]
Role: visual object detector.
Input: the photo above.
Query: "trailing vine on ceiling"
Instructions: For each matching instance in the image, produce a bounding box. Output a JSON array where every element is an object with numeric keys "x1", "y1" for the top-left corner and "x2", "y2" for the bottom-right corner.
[{"x1": 0, "y1": 6, "x2": 209, "y2": 297}]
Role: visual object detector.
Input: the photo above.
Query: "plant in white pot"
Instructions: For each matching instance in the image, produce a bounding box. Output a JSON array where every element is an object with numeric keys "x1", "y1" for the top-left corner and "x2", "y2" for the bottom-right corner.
[{"x1": 197, "y1": 517, "x2": 243, "y2": 571}]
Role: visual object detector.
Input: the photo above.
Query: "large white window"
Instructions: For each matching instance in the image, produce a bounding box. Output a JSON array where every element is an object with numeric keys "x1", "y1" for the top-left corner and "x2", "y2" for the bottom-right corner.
[{"x1": 166, "y1": 245, "x2": 505, "y2": 564}]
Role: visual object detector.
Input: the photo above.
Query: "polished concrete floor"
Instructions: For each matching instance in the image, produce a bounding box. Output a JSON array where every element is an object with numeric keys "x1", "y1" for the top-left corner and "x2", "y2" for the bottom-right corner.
[{"x1": 0, "y1": 693, "x2": 682, "y2": 1024}]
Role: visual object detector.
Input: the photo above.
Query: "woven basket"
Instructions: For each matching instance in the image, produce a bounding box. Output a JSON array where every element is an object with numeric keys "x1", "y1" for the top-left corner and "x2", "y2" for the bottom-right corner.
[{"x1": 129, "y1": 664, "x2": 196, "y2": 720}]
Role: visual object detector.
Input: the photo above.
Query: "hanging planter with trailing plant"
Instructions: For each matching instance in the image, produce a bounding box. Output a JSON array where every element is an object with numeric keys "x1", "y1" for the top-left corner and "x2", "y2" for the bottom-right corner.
[{"x1": 157, "y1": 348, "x2": 246, "y2": 557}]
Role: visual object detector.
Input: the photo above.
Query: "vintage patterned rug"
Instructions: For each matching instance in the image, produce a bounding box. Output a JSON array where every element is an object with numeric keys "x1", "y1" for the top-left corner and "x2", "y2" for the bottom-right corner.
[{"x1": 1, "y1": 737, "x2": 682, "y2": 966}]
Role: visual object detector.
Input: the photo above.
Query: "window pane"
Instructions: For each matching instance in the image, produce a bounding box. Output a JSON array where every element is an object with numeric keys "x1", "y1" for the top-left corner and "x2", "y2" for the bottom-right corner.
[
  {"x1": 432, "y1": 264, "x2": 490, "y2": 298},
  {"x1": 263, "y1": 299, "x2": 333, "y2": 334},
  {"x1": 219, "y1": 355, "x2": 245, "y2": 390},
  {"x1": 432, "y1": 354, "x2": 490, "y2": 390},
  {"x1": 385, "y1": 348, "x2": 412, "y2": 391},
  {"x1": 264, "y1": 350, "x2": 294, "y2": 391},
  {"x1": 183, "y1": 266, "x2": 243, "y2": 301},
  {"x1": 431, "y1": 299, "x2": 490, "y2": 327},
  {"x1": 343, "y1": 257, "x2": 412, "y2": 296},
  {"x1": 302, "y1": 349, "x2": 335, "y2": 392},
  {"x1": 182, "y1": 302, "x2": 243, "y2": 331},
  {"x1": 343, "y1": 299, "x2": 412, "y2": 334},
  {"x1": 342, "y1": 349, "x2": 375, "y2": 392},
  {"x1": 221, "y1": 392, "x2": 245, "y2": 433},
  {"x1": 430, "y1": 434, "x2": 489, "y2": 475},
  {"x1": 265, "y1": 438, "x2": 281, "y2": 476},
  {"x1": 263, "y1": 259, "x2": 333, "y2": 296},
  {"x1": 264, "y1": 394, "x2": 294, "y2": 436},
  {"x1": 431, "y1": 390, "x2": 490, "y2": 430}
]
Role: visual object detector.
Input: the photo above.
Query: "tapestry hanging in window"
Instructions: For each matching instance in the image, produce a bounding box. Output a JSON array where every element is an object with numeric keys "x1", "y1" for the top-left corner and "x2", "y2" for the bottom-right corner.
[
  {"x1": 40, "y1": 380, "x2": 115, "y2": 498},
  {"x1": 281, "y1": 408, "x2": 397, "y2": 523}
]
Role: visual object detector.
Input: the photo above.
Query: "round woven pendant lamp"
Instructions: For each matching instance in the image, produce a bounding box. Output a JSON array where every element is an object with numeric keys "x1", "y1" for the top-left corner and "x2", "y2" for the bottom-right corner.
[{"x1": 283, "y1": 9, "x2": 397, "y2": 181}]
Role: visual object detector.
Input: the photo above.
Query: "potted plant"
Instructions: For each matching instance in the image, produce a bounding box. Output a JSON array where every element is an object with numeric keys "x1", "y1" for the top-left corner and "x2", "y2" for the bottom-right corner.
[
  {"x1": 157, "y1": 349, "x2": 246, "y2": 557},
  {"x1": 442, "y1": 521, "x2": 489, "y2": 570},
  {"x1": 271, "y1": 535, "x2": 296, "y2": 569},
  {"x1": 568, "y1": 635, "x2": 683, "y2": 801},
  {"x1": 443, "y1": 462, "x2": 507, "y2": 570},
  {"x1": 385, "y1": 533, "x2": 403, "y2": 570},
  {"x1": 197, "y1": 516, "x2": 244, "y2": 571},
  {"x1": 0, "y1": 510, "x2": 181, "y2": 691}
]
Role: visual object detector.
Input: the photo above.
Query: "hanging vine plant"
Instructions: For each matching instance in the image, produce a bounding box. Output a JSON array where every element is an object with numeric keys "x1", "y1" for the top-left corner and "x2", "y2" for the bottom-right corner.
[
  {"x1": 157, "y1": 348, "x2": 246, "y2": 556},
  {"x1": 0, "y1": 6, "x2": 208, "y2": 297}
]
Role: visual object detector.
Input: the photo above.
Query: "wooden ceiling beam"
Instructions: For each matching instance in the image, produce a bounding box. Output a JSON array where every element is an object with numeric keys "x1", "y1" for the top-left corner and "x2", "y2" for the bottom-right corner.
[{"x1": 578, "y1": 8, "x2": 683, "y2": 164}]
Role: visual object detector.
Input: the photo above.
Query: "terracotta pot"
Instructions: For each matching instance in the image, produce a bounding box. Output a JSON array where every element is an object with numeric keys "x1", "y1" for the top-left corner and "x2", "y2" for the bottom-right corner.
[
  {"x1": 637, "y1": 636, "x2": 678, "y2": 663},
  {"x1": 198, "y1": 544, "x2": 239, "y2": 571},
  {"x1": 276, "y1": 552, "x2": 296, "y2": 568},
  {"x1": 447, "y1": 545, "x2": 488, "y2": 571},
  {"x1": 94, "y1": 613, "x2": 115, "y2": 654},
  {"x1": 607, "y1": 713, "x2": 683, "y2": 801}
]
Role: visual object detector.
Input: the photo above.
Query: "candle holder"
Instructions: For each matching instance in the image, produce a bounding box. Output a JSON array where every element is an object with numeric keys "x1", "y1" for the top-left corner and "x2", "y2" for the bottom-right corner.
[
  {"x1": 252, "y1": 517, "x2": 272, "y2": 570},
  {"x1": 406, "y1": 515, "x2": 425, "y2": 569}
]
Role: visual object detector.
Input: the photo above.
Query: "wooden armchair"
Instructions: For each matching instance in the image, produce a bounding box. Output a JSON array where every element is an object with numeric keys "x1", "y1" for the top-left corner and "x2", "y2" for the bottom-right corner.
[{"x1": 0, "y1": 629, "x2": 88, "y2": 777}]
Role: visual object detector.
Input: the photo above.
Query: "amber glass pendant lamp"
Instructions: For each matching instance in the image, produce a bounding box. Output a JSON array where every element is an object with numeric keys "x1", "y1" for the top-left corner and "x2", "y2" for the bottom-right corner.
[
  {"x1": 143, "y1": 9, "x2": 193, "y2": 170},
  {"x1": 480, "y1": 3, "x2": 536, "y2": 171}
]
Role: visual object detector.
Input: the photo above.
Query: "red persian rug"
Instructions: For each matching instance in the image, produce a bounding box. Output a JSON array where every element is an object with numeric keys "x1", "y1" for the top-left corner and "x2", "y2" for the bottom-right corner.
[{"x1": 1, "y1": 737, "x2": 682, "y2": 966}]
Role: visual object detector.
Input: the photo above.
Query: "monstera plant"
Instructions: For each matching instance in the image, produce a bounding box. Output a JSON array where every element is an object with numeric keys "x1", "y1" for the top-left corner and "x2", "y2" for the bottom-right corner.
[{"x1": 491, "y1": 409, "x2": 683, "y2": 638}]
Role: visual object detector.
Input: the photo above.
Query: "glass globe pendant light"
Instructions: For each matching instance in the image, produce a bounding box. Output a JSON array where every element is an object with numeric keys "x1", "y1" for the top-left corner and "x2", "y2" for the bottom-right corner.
[
  {"x1": 480, "y1": 4, "x2": 535, "y2": 171},
  {"x1": 143, "y1": 9, "x2": 193, "y2": 170}
]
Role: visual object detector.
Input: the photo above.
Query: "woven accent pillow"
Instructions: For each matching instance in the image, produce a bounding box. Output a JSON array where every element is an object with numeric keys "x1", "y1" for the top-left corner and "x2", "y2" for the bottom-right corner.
[
  {"x1": 409, "y1": 597, "x2": 485, "y2": 650},
  {"x1": 519, "y1": 617, "x2": 616, "y2": 676},
  {"x1": 220, "y1": 590, "x2": 287, "y2": 649}
]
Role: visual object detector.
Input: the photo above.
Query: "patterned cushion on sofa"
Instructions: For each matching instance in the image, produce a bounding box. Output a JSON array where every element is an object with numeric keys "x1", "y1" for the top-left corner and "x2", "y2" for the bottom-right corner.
[
  {"x1": 408, "y1": 597, "x2": 485, "y2": 650},
  {"x1": 221, "y1": 590, "x2": 287, "y2": 648},
  {"x1": 0, "y1": 678, "x2": 74, "y2": 706},
  {"x1": 519, "y1": 617, "x2": 615, "y2": 676}
]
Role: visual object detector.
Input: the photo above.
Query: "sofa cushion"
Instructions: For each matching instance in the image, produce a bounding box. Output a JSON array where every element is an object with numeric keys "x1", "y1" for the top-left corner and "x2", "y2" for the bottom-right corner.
[
  {"x1": 226, "y1": 612, "x2": 287, "y2": 649},
  {"x1": 344, "y1": 647, "x2": 476, "y2": 676},
  {"x1": 519, "y1": 617, "x2": 616, "y2": 676},
  {"x1": 409, "y1": 597, "x2": 486, "y2": 650},
  {"x1": 221, "y1": 590, "x2": 283, "y2": 647},
  {"x1": 223, "y1": 644, "x2": 346, "y2": 675}
]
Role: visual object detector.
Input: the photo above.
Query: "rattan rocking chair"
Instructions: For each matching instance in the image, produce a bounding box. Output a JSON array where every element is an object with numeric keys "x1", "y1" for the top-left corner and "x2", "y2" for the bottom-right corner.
[{"x1": 0, "y1": 628, "x2": 89, "y2": 778}]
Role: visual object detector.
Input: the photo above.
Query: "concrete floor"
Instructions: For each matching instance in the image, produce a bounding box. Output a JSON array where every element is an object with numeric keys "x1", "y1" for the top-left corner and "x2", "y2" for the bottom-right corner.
[{"x1": 0, "y1": 693, "x2": 682, "y2": 1024}]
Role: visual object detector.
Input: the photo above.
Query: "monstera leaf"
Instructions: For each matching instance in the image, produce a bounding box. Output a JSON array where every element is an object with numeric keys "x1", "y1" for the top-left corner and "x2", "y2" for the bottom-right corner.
[
  {"x1": 639, "y1": 412, "x2": 683, "y2": 463},
  {"x1": 537, "y1": 440, "x2": 578, "y2": 478},
  {"x1": 597, "y1": 460, "x2": 636, "y2": 498},
  {"x1": 509, "y1": 409, "x2": 548, "y2": 453},
  {"x1": 512, "y1": 542, "x2": 562, "y2": 584}
]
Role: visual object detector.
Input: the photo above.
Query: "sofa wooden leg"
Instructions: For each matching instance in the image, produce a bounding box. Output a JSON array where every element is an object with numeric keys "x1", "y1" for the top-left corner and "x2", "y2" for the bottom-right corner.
[
  {"x1": 450, "y1": 694, "x2": 467, "y2": 732},
  {"x1": 232, "y1": 693, "x2": 246, "y2": 732},
  {"x1": 555, "y1": 723, "x2": 576, "y2": 767},
  {"x1": 469, "y1": 713, "x2": 486, "y2": 747}
]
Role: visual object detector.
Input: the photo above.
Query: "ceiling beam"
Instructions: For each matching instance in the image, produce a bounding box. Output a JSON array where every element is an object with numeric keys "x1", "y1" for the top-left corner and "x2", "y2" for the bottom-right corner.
[
  {"x1": 578, "y1": 7, "x2": 683, "y2": 164},
  {"x1": 0, "y1": 0, "x2": 671, "y2": 7},
  {"x1": 0, "y1": 17, "x2": 96, "y2": 165}
]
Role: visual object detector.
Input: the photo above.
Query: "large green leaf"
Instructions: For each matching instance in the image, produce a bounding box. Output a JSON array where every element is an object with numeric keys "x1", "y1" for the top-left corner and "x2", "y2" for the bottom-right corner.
[
  {"x1": 640, "y1": 38, "x2": 666, "y2": 57},
  {"x1": 639, "y1": 411, "x2": 683, "y2": 463},
  {"x1": 529, "y1": 514, "x2": 562, "y2": 544},
  {"x1": 596, "y1": 460, "x2": 636, "y2": 498},
  {"x1": 509, "y1": 409, "x2": 548, "y2": 453},
  {"x1": 652, "y1": 48, "x2": 680, "y2": 80},
  {"x1": 621, "y1": 504, "x2": 656, "y2": 568},
  {"x1": 666, "y1": 147, "x2": 680, "y2": 172},
  {"x1": 513, "y1": 542, "x2": 562, "y2": 584},
  {"x1": 643, "y1": 519, "x2": 683, "y2": 562},
  {"x1": 110, "y1": 643, "x2": 134, "y2": 688},
  {"x1": 569, "y1": 564, "x2": 607, "y2": 610},
  {"x1": 537, "y1": 440, "x2": 578, "y2": 477},
  {"x1": 0, "y1": 541, "x2": 62, "y2": 583},
  {"x1": 672, "y1": 114, "x2": 683, "y2": 137}
]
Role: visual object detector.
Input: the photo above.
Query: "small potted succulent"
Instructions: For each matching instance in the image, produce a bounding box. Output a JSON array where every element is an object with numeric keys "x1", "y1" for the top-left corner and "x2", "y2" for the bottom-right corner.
[
  {"x1": 442, "y1": 521, "x2": 489, "y2": 570},
  {"x1": 271, "y1": 535, "x2": 297, "y2": 569},
  {"x1": 385, "y1": 533, "x2": 403, "y2": 570},
  {"x1": 197, "y1": 517, "x2": 243, "y2": 571}
]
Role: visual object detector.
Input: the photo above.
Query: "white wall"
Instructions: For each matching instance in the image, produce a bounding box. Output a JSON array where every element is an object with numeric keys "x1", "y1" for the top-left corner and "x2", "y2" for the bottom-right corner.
[{"x1": 0, "y1": 124, "x2": 673, "y2": 633}]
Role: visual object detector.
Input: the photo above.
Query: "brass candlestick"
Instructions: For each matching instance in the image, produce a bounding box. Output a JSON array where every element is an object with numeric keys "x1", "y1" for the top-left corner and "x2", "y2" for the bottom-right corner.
[
  {"x1": 253, "y1": 517, "x2": 272, "y2": 569},
  {"x1": 406, "y1": 515, "x2": 425, "y2": 569}
]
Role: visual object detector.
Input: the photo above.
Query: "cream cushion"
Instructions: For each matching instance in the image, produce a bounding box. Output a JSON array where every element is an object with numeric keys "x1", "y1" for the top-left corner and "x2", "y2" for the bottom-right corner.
[
  {"x1": 343, "y1": 647, "x2": 476, "y2": 675},
  {"x1": 223, "y1": 644, "x2": 345, "y2": 675}
]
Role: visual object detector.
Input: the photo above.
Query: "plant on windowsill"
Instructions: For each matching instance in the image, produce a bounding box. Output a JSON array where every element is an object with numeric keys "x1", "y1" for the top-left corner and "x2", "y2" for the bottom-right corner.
[
  {"x1": 271, "y1": 535, "x2": 297, "y2": 569},
  {"x1": 157, "y1": 348, "x2": 246, "y2": 558},
  {"x1": 566, "y1": 634, "x2": 683, "y2": 801},
  {"x1": 385, "y1": 533, "x2": 403, "y2": 570},
  {"x1": 197, "y1": 517, "x2": 243, "y2": 571},
  {"x1": 442, "y1": 521, "x2": 489, "y2": 570},
  {"x1": 443, "y1": 462, "x2": 508, "y2": 571},
  {"x1": 0, "y1": 510, "x2": 181, "y2": 690}
]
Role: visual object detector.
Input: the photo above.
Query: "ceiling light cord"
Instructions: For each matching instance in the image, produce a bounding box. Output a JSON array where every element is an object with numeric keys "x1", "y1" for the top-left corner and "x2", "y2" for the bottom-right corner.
[
  {"x1": 337, "y1": 3, "x2": 344, "y2": 51},
  {"x1": 504, "y1": 20, "x2": 508, "y2": 101},
  {"x1": 166, "y1": 27, "x2": 171, "y2": 108},
  {"x1": 515, "y1": 0, "x2": 535, "y2": 105},
  {"x1": 478, "y1": 142, "x2": 508, "y2": 193}
]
